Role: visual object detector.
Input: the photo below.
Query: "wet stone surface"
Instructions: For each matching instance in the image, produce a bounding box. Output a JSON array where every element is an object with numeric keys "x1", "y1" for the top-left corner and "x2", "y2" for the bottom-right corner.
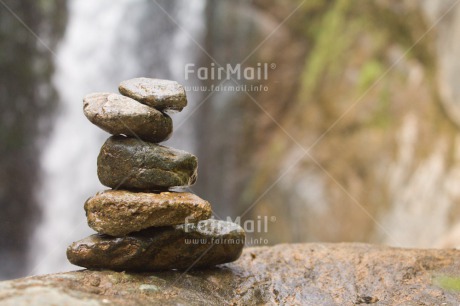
[
  {"x1": 85, "y1": 190, "x2": 212, "y2": 236},
  {"x1": 97, "y1": 136, "x2": 198, "y2": 190},
  {"x1": 3, "y1": 244, "x2": 460, "y2": 305}
]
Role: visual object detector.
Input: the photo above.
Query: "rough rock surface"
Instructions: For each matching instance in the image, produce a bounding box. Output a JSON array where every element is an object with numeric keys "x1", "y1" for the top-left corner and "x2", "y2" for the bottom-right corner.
[
  {"x1": 85, "y1": 190, "x2": 212, "y2": 236},
  {"x1": 83, "y1": 93, "x2": 172, "y2": 142},
  {"x1": 97, "y1": 136, "x2": 197, "y2": 190},
  {"x1": 119, "y1": 78, "x2": 187, "y2": 112},
  {"x1": 3, "y1": 243, "x2": 460, "y2": 305},
  {"x1": 67, "y1": 220, "x2": 245, "y2": 272}
]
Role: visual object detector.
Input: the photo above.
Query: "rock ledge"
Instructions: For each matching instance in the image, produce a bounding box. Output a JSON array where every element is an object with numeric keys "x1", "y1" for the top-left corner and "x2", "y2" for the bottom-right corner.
[{"x1": 2, "y1": 243, "x2": 460, "y2": 305}]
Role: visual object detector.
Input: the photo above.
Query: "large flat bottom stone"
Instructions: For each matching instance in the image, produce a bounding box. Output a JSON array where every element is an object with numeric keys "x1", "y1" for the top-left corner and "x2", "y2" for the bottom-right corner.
[{"x1": 67, "y1": 220, "x2": 245, "y2": 272}]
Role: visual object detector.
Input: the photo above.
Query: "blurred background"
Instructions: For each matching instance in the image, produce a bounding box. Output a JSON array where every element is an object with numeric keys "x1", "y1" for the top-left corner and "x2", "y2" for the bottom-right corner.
[{"x1": 2, "y1": 0, "x2": 460, "y2": 280}]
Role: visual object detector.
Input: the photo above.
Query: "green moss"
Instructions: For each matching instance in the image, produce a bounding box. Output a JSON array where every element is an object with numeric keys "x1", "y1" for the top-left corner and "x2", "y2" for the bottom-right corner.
[
  {"x1": 365, "y1": 82, "x2": 393, "y2": 129},
  {"x1": 293, "y1": 0, "x2": 434, "y2": 108},
  {"x1": 434, "y1": 276, "x2": 460, "y2": 291},
  {"x1": 303, "y1": 0, "x2": 353, "y2": 92},
  {"x1": 358, "y1": 60, "x2": 384, "y2": 92}
]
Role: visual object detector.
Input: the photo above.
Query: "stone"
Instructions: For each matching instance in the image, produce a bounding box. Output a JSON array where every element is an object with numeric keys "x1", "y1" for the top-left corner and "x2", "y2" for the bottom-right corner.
[
  {"x1": 4, "y1": 244, "x2": 460, "y2": 305},
  {"x1": 97, "y1": 136, "x2": 197, "y2": 190},
  {"x1": 83, "y1": 93, "x2": 173, "y2": 143},
  {"x1": 85, "y1": 190, "x2": 212, "y2": 236},
  {"x1": 67, "y1": 220, "x2": 245, "y2": 272},
  {"x1": 119, "y1": 78, "x2": 187, "y2": 112}
]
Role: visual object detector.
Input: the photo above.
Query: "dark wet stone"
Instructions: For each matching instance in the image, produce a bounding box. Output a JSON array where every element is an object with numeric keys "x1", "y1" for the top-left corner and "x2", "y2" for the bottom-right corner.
[
  {"x1": 67, "y1": 220, "x2": 245, "y2": 271},
  {"x1": 85, "y1": 190, "x2": 212, "y2": 236},
  {"x1": 97, "y1": 136, "x2": 197, "y2": 190},
  {"x1": 119, "y1": 78, "x2": 187, "y2": 112},
  {"x1": 83, "y1": 93, "x2": 172, "y2": 142}
]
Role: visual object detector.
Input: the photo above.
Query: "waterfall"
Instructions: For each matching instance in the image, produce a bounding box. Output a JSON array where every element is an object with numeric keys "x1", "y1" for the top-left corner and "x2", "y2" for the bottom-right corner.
[{"x1": 29, "y1": 0, "x2": 205, "y2": 275}]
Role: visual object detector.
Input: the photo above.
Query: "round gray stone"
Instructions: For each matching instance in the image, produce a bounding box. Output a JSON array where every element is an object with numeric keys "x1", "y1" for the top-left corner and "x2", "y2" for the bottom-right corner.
[
  {"x1": 97, "y1": 136, "x2": 198, "y2": 190},
  {"x1": 85, "y1": 190, "x2": 212, "y2": 236},
  {"x1": 83, "y1": 92, "x2": 172, "y2": 142},
  {"x1": 119, "y1": 78, "x2": 187, "y2": 112}
]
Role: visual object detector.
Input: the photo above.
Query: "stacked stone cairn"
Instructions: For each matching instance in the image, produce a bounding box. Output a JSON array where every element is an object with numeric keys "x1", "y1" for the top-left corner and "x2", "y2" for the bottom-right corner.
[{"x1": 66, "y1": 78, "x2": 245, "y2": 271}]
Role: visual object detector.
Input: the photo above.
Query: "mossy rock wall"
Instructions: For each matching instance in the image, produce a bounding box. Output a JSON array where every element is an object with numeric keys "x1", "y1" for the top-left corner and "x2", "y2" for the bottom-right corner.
[{"x1": 198, "y1": 0, "x2": 460, "y2": 248}]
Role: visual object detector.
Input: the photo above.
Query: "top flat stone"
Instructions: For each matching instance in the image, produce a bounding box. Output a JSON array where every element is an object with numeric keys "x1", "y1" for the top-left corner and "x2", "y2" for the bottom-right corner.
[
  {"x1": 119, "y1": 78, "x2": 187, "y2": 112},
  {"x1": 83, "y1": 92, "x2": 172, "y2": 143}
]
